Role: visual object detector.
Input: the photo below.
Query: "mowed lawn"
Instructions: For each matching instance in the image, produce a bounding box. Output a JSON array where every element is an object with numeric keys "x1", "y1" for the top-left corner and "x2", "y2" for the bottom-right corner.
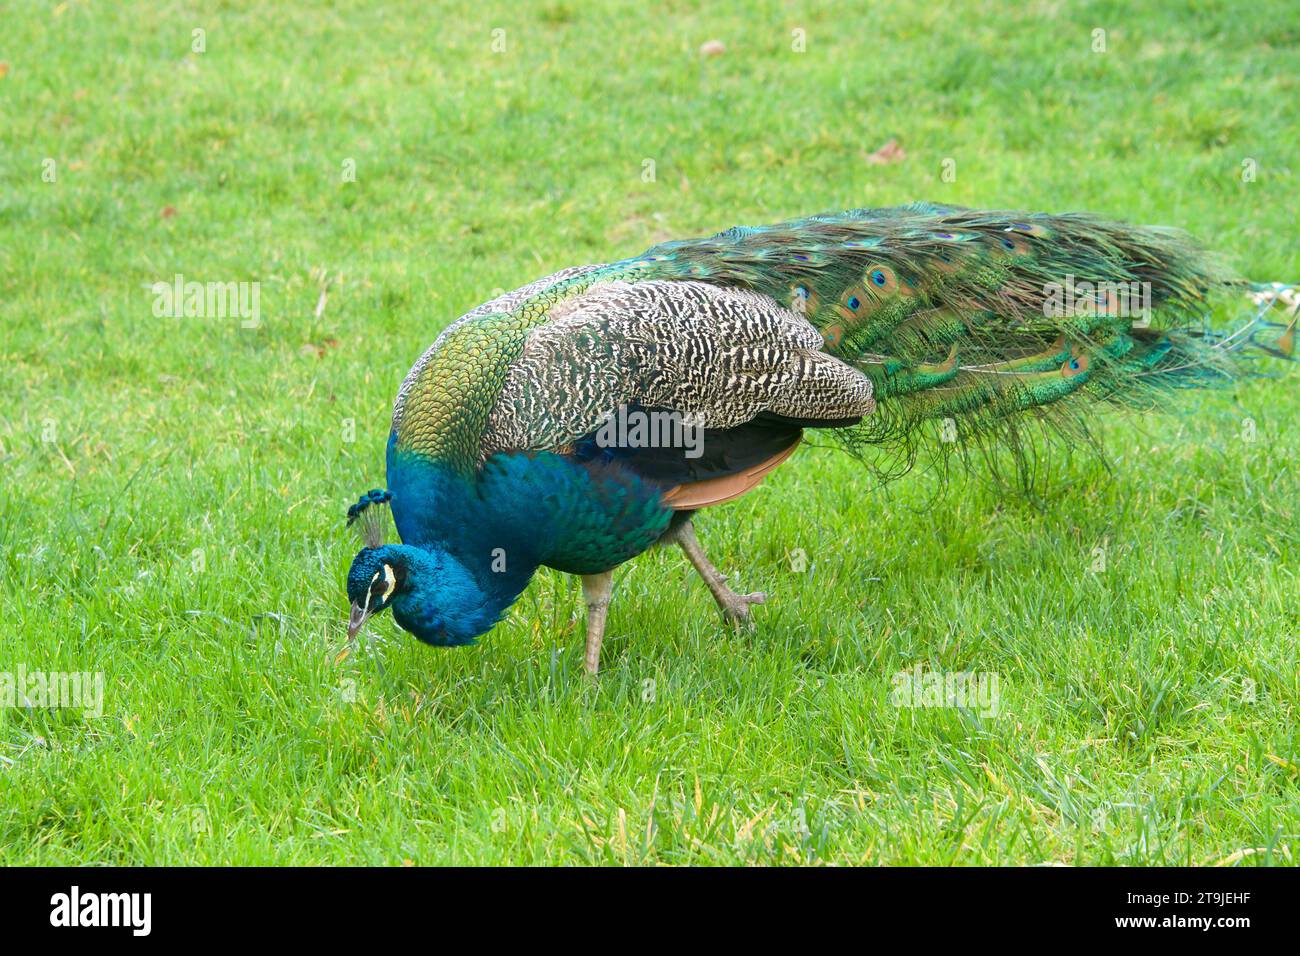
[{"x1": 0, "y1": 0, "x2": 1296, "y2": 865}]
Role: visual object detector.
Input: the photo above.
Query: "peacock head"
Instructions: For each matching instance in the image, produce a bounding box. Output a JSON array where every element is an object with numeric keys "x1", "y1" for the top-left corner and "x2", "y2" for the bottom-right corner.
[
  {"x1": 343, "y1": 491, "x2": 502, "y2": 647},
  {"x1": 346, "y1": 544, "x2": 407, "y2": 639},
  {"x1": 346, "y1": 543, "x2": 498, "y2": 646}
]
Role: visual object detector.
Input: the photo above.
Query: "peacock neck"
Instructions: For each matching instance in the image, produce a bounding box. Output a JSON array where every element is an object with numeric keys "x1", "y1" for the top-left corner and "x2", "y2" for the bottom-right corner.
[
  {"x1": 386, "y1": 435, "x2": 541, "y2": 599},
  {"x1": 388, "y1": 545, "x2": 529, "y2": 647},
  {"x1": 386, "y1": 431, "x2": 675, "y2": 582}
]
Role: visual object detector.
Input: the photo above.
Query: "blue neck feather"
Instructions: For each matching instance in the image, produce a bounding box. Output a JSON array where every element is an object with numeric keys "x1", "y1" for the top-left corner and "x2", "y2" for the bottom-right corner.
[
  {"x1": 382, "y1": 431, "x2": 674, "y2": 645},
  {"x1": 384, "y1": 436, "x2": 539, "y2": 645}
]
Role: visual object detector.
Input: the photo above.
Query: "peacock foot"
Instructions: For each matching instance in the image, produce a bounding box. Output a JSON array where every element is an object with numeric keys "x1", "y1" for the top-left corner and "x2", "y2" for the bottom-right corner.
[{"x1": 718, "y1": 587, "x2": 766, "y2": 628}]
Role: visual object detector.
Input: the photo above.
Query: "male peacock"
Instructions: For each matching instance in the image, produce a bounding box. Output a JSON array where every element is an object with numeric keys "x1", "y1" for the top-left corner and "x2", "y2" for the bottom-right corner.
[{"x1": 344, "y1": 204, "x2": 1295, "y2": 673}]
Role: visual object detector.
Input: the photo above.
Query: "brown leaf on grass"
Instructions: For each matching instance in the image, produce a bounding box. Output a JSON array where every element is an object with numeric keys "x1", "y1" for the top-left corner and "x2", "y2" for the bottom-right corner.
[
  {"x1": 301, "y1": 339, "x2": 340, "y2": 359},
  {"x1": 699, "y1": 39, "x2": 726, "y2": 57},
  {"x1": 0, "y1": 63, "x2": 10, "y2": 79},
  {"x1": 160, "y1": 205, "x2": 177, "y2": 218},
  {"x1": 864, "y1": 138, "x2": 906, "y2": 165}
]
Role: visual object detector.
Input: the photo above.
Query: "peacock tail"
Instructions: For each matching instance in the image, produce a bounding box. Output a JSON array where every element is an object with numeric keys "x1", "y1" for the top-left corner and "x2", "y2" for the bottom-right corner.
[{"x1": 391, "y1": 204, "x2": 1294, "y2": 486}]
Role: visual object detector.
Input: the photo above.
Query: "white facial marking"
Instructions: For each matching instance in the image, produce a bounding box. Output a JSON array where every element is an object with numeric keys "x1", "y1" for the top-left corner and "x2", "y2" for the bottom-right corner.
[
  {"x1": 362, "y1": 570, "x2": 380, "y2": 612},
  {"x1": 380, "y1": 564, "x2": 397, "y2": 602}
]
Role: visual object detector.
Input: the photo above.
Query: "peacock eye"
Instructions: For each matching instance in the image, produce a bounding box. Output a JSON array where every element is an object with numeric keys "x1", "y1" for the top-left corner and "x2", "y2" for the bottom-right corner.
[{"x1": 371, "y1": 563, "x2": 398, "y2": 603}]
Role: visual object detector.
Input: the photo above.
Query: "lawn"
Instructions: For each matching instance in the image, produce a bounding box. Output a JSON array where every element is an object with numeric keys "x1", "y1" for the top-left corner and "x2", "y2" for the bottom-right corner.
[{"x1": 0, "y1": 0, "x2": 1296, "y2": 865}]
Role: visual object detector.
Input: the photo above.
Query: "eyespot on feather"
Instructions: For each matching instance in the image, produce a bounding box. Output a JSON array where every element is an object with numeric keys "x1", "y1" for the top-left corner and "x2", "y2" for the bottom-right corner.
[
  {"x1": 1063, "y1": 353, "x2": 1089, "y2": 377},
  {"x1": 1005, "y1": 221, "x2": 1050, "y2": 238},
  {"x1": 835, "y1": 285, "x2": 869, "y2": 320},
  {"x1": 863, "y1": 264, "x2": 900, "y2": 297},
  {"x1": 989, "y1": 232, "x2": 1030, "y2": 256}
]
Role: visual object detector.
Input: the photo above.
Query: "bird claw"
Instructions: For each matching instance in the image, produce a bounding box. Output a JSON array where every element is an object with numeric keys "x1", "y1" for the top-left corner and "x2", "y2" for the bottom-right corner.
[{"x1": 721, "y1": 591, "x2": 766, "y2": 628}]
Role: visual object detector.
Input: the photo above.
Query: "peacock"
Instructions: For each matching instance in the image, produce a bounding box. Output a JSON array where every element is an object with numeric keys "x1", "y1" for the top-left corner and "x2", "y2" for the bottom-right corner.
[{"x1": 344, "y1": 204, "x2": 1296, "y2": 673}]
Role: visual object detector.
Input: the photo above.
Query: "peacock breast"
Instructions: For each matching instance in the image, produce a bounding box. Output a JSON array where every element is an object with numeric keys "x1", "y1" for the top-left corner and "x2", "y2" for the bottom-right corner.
[{"x1": 477, "y1": 451, "x2": 675, "y2": 575}]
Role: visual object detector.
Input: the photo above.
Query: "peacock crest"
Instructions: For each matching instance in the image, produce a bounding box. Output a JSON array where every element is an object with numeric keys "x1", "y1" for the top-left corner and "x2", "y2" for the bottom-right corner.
[{"x1": 346, "y1": 489, "x2": 393, "y2": 549}]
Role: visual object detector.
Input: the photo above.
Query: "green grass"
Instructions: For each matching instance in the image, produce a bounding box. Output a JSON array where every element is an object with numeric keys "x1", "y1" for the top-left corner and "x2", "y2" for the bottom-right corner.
[{"x1": 1, "y1": 0, "x2": 1297, "y2": 865}]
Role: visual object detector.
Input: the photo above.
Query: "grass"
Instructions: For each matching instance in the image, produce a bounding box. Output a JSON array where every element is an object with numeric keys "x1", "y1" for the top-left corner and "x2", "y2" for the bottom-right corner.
[{"x1": 0, "y1": 0, "x2": 1297, "y2": 865}]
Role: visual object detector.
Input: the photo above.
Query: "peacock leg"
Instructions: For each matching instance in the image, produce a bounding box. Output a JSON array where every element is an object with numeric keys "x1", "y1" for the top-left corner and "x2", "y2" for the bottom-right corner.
[
  {"x1": 670, "y1": 518, "x2": 766, "y2": 627},
  {"x1": 581, "y1": 570, "x2": 614, "y2": 675}
]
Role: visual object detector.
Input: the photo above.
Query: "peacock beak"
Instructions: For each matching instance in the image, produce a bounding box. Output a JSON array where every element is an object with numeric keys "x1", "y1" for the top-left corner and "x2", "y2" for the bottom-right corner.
[{"x1": 347, "y1": 602, "x2": 372, "y2": 640}]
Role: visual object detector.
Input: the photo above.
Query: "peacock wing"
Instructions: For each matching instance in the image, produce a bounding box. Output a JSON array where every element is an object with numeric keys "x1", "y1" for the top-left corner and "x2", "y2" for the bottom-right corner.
[{"x1": 478, "y1": 278, "x2": 875, "y2": 500}]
